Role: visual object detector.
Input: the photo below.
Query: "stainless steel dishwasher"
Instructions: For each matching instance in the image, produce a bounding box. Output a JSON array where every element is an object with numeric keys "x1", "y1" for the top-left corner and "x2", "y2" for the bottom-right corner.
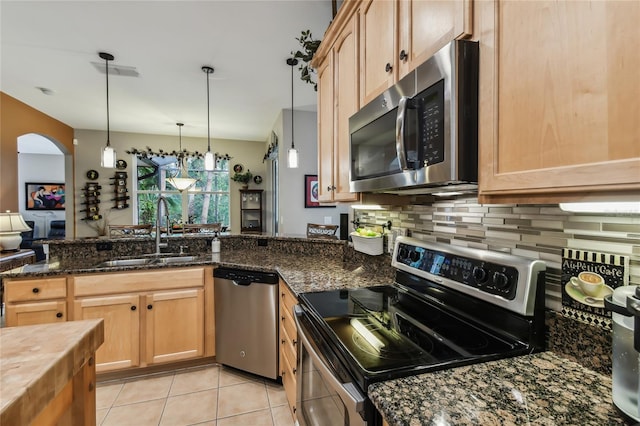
[{"x1": 214, "y1": 267, "x2": 279, "y2": 379}]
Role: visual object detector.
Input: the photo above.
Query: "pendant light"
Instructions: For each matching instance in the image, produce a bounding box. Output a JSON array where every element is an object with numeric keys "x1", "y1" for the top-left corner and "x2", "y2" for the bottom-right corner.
[
  {"x1": 286, "y1": 58, "x2": 299, "y2": 168},
  {"x1": 202, "y1": 66, "x2": 215, "y2": 171},
  {"x1": 99, "y1": 52, "x2": 116, "y2": 168},
  {"x1": 167, "y1": 123, "x2": 197, "y2": 191}
]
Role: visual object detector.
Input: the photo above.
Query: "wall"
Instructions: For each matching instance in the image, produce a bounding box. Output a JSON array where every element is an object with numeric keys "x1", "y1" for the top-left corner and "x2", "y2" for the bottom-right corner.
[
  {"x1": 73, "y1": 129, "x2": 267, "y2": 237},
  {"x1": 276, "y1": 108, "x2": 349, "y2": 236},
  {"x1": 18, "y1": 153, "x2": 66, "y2": 238},
  {"x1": 354, "y1": 197, "x2": 640, "y2": 311},
  {"x1": 0, "y1": 92, "x2": 74, "y2": 212}
]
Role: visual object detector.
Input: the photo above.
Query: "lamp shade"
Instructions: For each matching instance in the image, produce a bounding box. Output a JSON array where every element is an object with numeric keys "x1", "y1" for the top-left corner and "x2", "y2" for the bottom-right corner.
[
  {"x1": 287, "y1": 148, "x2": 299, "y2": 169},
  {"x1": 167, "y1": 176, "x2": 197, "y2": 191},
  {"x1": 101, "y1": 145, "x2": 116, "y2": 168},
  {"x1": 0, "y1": 212, "x2": 32, "y2": 251}
]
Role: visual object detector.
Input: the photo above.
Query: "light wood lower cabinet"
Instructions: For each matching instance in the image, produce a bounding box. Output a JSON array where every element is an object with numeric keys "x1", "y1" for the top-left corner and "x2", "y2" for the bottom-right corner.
[
  {"x1": 4, "y1": 277, "x2": 67, "y2": 326},
  {"x1": 279, "y1": 280, "x2": 298, "y2": 418},
  {"x1": 72, "y1": 267, "x2": 210, "y2": 374}
]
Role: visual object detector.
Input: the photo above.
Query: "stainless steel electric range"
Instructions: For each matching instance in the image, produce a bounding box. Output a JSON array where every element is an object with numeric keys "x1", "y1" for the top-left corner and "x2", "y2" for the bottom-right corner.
[{"x1": 294, "y1": 236, "x2": 547, "y2": 426}]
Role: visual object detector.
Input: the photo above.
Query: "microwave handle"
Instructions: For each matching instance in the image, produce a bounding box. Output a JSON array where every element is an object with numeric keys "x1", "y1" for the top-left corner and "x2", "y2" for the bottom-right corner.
[{"x1": 395, "y1": 96, "x2": 410, "y2": 170}]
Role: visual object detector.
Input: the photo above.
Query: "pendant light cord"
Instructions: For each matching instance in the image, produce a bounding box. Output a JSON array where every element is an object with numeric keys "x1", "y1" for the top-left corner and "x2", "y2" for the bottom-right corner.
[
  {"x1": 290, "y1": 59, "x2": 294, "y2": 149},
  {"x1": 206, "y1": 70, "x2": 211, "y2": 151},
  {"x1": 105, "y1": 56, "x2": 111, "y2": 147}
]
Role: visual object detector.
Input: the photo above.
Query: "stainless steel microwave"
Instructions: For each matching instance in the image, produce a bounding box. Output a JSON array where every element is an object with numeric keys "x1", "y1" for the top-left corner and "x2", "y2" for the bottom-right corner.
[{"x1": 349, "y1": 40, "x2": 479, "y2": 195}]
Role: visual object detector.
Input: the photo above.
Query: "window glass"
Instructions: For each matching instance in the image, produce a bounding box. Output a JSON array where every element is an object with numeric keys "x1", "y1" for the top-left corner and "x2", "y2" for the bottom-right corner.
[{"x1": 136, "y1": 156, "x2": 230, "y2": 227}]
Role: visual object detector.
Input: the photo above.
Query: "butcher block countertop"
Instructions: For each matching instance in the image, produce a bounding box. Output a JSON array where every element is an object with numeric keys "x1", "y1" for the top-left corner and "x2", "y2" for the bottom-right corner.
[
  {"x1": 369, "y1": 351, "x2": 633, "y2": 426},
  {"x1": 0, "y1": 319, "x2": 104, "y2": 425}
]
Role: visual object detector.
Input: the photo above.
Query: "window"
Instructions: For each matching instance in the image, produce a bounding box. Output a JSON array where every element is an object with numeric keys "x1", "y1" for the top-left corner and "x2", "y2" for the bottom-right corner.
[{"x1": 136, "y1": 157, "x2": 230, "y2": 227}]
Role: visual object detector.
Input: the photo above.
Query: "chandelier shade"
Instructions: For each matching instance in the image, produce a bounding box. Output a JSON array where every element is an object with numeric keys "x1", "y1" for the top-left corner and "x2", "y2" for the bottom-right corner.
[{"x1": 166, "y1": 123, "x2": 198, "y2": 191}]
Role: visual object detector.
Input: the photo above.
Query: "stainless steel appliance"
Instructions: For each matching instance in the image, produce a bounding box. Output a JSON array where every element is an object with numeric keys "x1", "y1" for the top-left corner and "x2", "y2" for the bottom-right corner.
[
  {"x1": 294, "y1": 236, "x2": 546, "y2": 425},
  {"x1": 349, "y1": 40, "x2": 478, "y2": 195},
  {"x1": 214, "y1": 267, "x2": 279, "y2": 379}
]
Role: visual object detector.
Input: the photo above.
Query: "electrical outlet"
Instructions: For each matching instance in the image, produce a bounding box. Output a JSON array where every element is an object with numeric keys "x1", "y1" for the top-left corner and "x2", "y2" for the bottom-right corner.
[
  {"x1": 96, "y1": 241, "x2": 113, "y2": 251},
  {"x1": 257, "y1": 239, "x2": 268, "y2": 247},
  {"x1": 387, "y1": 228, "x2": 407, "y2": 254}
]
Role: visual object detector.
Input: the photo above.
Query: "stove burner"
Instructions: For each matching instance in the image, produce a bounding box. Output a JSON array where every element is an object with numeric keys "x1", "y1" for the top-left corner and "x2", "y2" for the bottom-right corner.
[{"x1": 350, "y1": 316, "x2": 431, "y2": 360}]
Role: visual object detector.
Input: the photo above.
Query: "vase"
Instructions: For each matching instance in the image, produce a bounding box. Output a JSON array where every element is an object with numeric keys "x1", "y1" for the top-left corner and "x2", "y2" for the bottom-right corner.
[{"x1": 241, "y1": 184, "x2": 249, "y2": 190}]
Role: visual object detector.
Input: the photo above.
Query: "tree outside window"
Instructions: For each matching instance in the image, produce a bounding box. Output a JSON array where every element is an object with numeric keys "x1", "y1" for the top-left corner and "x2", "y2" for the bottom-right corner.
[{"x1": 136, "y1": 157, "x2": 230, "y2": 227}]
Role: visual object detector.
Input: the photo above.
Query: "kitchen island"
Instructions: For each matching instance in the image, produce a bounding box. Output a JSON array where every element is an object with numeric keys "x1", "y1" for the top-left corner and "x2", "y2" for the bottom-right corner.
[
  {"x1": 0, "y1": 319, "x2": 104, "y2": 425},
  {"x1": 369, "y1": 351, "x2": 632, "y2": 425}
]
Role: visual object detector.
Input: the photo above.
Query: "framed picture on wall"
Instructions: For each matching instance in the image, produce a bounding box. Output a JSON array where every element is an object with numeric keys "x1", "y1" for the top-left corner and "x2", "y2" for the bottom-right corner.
[
  {"x1": 25, "y1": 182, "x2": 65, "y2": 210},
  {"x1": 304, "y1": 174, "x2": 335, "y2": 208}
]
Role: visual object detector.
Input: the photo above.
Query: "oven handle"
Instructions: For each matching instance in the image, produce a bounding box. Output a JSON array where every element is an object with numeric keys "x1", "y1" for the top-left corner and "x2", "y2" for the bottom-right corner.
[{"x1": 293, "y1": 305, "x2": 366, "y2": 416}]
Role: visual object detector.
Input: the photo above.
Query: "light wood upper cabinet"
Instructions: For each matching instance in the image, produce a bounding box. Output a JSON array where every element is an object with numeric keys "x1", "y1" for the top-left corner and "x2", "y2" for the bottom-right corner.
[
  {"x1": 360, "y1": 0, "x2": 472, "y2": 104},
  {"x1": 398, "y1": 0, "x2": 472, "y2": 79},
  {"x1": 317, "y1": 11, "x2": 360, "y2": 203},
  {"x1": 360, "y1": 0, "x2": 397, "y2": 105},
  {"x1": 476, "y1": 0, "x2": 640, "y2": 203}
]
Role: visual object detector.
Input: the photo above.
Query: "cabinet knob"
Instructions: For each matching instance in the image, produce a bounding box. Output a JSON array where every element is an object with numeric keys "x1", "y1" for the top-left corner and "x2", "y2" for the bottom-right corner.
[
  {"x1": 147, "y1": 304, "x2": 153, "y2": 310},
  {"x1": 281, "y1": 339, "x2": 286, "y2": 344},
  {"x1": 292, "y1": 368, "x2": 297, "y2": 375},
  {"x1": 327, "y1": 185, "x2": 333, "y2": 191},
  {"x1": 385, "y1": 62, "x2": 392, "y2": 72},
  {"x1": 32, "y1": 287, "x2": 40, "y2": 294},
  {"x1": 293, "y1": 339, "x2": 297, "y2": 346},
  {"x1": 131, "y1": 306, "x2": 137, "y2": 311},
  {"x1": 56, "y1": 312, "x2": 63, "y2": 318},
  {"x1": 281, "y1": 315, "x2": 285, "y2": 321},
  {"x1": 399, "y1": 49, "x2": 408, "y2": 61}
]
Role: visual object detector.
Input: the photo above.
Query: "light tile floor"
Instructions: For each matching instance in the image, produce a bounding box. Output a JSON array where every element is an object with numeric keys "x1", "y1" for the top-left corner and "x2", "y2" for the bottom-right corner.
[{"x1": 96, "y1": 364, "x2": 296, "y2": 426}]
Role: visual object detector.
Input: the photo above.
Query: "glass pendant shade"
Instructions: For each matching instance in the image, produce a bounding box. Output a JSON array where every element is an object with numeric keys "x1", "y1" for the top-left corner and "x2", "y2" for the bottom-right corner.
[
  {"x1": 204, "y1": 151, "x2": 215, "y2": 171},
  {"x1": 167, "y1": 123, "x2": 197, "y2": 191},
  {"x1": 101, "y1": 145, "x2": 116, "y2": 168},
  {"x1": 167, "y1": 176, "x2": 197, "y2": 191},
  {"x1": 287, "y1": 147, "x2": 299, "y2": 169}
]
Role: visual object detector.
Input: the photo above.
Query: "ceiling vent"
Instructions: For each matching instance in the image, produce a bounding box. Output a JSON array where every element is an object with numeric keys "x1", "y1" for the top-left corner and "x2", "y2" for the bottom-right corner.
[{"x1": 91, "y1": 61, "x2": 139, "y2": 77}]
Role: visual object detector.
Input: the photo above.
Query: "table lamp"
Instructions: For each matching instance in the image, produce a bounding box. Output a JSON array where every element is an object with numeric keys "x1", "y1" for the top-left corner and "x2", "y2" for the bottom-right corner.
[{"x1": 0, "y1": 211, "x2": 32, "y2": 252}]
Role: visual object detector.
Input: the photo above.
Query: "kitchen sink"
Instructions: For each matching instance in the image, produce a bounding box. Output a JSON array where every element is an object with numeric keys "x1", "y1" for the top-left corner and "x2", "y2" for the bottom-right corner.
[
  {"x1": 94, "y1": 258, "x2": 154, "y2": 268},
  {"x1": 94, "y1": 255, "x2": 200, "y2": 268},
  {"x1": 153, "y1": 256, "x2": 199, "y2": 264}
]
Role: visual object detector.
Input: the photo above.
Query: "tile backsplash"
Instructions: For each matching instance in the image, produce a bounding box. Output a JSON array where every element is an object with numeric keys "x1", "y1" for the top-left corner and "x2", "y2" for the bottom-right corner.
[{"x1": 354, "y1": 197, "x2": 640, "y2": 313}]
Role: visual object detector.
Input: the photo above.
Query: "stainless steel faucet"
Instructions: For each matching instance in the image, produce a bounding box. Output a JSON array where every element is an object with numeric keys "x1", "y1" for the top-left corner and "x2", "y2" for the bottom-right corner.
[{"x1": 155, "y1": 196, "x2": 170, "y2": 255}]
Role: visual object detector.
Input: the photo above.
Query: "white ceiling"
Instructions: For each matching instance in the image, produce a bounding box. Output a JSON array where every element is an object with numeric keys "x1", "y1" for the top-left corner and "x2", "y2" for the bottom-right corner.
[{"x1": 1, "y1": 1, "x2": 332, "y2": 143}]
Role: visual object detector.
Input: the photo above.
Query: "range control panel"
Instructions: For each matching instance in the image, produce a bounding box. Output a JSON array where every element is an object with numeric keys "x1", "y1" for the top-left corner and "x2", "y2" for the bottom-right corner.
[{"x1": 395, "y1": 242, "x2": 519, "y2": 300}]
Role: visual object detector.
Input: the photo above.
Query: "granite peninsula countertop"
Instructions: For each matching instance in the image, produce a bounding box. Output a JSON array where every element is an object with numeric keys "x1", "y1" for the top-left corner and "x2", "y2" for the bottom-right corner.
[
  {"x1": 369, "y1": 351, "x2": 633, "y2": 426},
  {"x1": 0, "y1": 249, "x2": 394, "y2": 295}
]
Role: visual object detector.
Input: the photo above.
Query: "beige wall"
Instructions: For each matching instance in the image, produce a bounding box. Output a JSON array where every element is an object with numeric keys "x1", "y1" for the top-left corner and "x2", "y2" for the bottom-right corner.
[
  {"x1": 73, "y1": 129, "x2": 267, "y2": 237},
  {"x1": 0, "y1": 92, "x2": 74, "y2": 212}
]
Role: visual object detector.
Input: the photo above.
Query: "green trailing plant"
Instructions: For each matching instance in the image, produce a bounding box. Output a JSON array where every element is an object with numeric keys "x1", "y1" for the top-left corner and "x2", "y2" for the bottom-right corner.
[
  {"x1": 292, "y1": 30, "x2": 321, "y2": 91},
  {"x1": 231, "y1": 170, "x2": 253, "y2": 185}
]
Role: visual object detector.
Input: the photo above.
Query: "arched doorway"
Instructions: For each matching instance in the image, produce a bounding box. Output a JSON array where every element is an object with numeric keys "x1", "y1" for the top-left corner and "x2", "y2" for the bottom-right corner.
[{"x1": 17, "y1": 133, "x2": 72, "y2": 239}]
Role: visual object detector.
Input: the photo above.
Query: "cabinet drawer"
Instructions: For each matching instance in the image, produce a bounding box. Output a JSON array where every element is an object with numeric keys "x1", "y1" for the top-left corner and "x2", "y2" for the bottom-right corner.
[
  {"x1": 73, "y1": 267, "x2": 205, "y2": 296},
  {"x1": 280, "y1": 302, "x2": 297, "y2": 347},
  {"x1": 5, "y1": 277, "x2": 67, "y2": 302},
  {"x1": 281, "y1": 321, "x2": 297, "y2": 369},
  {"x1": 6, "y1": 300, "x2": 67, "y2": 326},
  {"x1": 280, "y1": 282, "x2": 297, "y2": 313},
  {"x1": 281, "y1": 345, "x2": 297, "y2": 416}
]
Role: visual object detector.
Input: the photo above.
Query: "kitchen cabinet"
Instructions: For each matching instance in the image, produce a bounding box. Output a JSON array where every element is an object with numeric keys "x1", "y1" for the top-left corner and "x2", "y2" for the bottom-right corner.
[
  {"x1": 317, "y1": 11, "x2": 360, "y2": 203},
  {"x1": 359, "y1": 0, "x2": 472, "y2": 105},
  {"x1": 476, "y1": 0, "x2": 640, "y2": 203},
  {"x1": 4, "y1": 277, "x2": 67, "y2": 326},
  {"x1": 279, "y1": 279, "x2": 298, "y2": 418},
  {"x1": 239, "y1": 189, "x2": 263, "y2": 233},
  {"x1": 72, "y1": 267, "x2": 209, "y2": 373}
]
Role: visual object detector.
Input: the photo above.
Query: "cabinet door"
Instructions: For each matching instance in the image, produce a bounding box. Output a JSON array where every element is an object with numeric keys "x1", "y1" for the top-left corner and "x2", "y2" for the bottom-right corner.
[
  {"x1": 478, "y1": 0, "x2": 640, "y2": 202},
  {"x1": 74, "y1": 294, "x2": 140, "y2": 373},
  {"x1": 333, "y1": 13, "x2": 361, "y2": 202},
  {"x1": 360, "y1": 0, "x2": 397, "y2": 105},
  {"x1": 145, "y1": 288, "x2": 204, "y2": 365},
  {"x1": 6, "y1": 300, "x2": 66, "y2": 326},
  {"x1": 317, "y1": 55, "x2": 335, "y2": 203},
  {"x1": 398, "y1": 0, "x2": 472, "y2": 79}
]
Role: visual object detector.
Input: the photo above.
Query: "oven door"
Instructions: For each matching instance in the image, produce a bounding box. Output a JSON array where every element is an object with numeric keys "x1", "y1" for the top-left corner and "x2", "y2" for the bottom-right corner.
[{"x1": 294, "y1": 305, "x2": 367, "y2": 426}]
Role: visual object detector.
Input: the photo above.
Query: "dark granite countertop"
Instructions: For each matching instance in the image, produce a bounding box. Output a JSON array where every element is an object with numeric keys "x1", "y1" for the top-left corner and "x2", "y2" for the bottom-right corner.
[
  {"x1": 369, "y1": 351, "x2": 633, "y2": 426},
  {"x1": 0, "y1": 249, "x2": 394, "y2": 296}
]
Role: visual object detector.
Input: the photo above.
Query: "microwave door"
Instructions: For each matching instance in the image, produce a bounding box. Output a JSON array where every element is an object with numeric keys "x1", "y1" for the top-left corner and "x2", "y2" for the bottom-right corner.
[{"x1": 395, "y1": 96, "x2": 410, "y2": 171}]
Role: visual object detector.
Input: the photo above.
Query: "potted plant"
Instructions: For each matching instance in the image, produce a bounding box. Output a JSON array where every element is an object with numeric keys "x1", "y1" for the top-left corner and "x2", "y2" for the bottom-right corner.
[
  {"x1": 231, "y1": 170, "x2": 253, "y2": 189},
  {"x1": 292, "y1": 30, "x2": 321, "y2": 91}
]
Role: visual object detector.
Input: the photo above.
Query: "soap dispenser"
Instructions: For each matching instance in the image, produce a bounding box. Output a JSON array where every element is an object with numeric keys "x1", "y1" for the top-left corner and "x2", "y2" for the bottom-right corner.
[{"x1": 211, "y1": 234, "x2": 221, "y2": 253}]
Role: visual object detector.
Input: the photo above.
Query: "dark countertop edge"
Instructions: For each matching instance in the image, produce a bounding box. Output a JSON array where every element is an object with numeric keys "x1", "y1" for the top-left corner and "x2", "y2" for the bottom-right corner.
[{"x1": 44, "y1": 234, "x2": 347, "y2": 245}]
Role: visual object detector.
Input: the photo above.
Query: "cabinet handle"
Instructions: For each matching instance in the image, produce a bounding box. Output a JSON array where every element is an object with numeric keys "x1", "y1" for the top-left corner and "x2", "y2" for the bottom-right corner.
[
  {"x1": 281, "y1": 293, "x2": 285, "y2": 299},
  {"x1": 56, "y1": 312, "x2": 63, "y2": 318},
  {"x1": 292, "y1": 367, "x2": 297, "y2": 375},
  {"x1": 32, "y1": 288, "x2": 40, "y2": 294},
  {"x1": 399, "y1": 49, "x2": 408, "y2": 61},
  {"x1": 131, "y1": 306, "x2": 137, "y2": 311},
  {"x1": 281, "y1": 339, "x2": 286, "y2": 344},
  {"x1": 147, "y1": 304, "x2": 153, "y2": 310},
  {"x1": 293, "y1": 339, "x2": 297, "y2": 346},
  {"x1": 281, "y1": 315, "x2": 285, "y2": 321},
  {"x1": 327, "y1": 185, "x2": 333, "y2": 191},
  {"x1": 385, "y1": 62, "x2": 392, "y2": 72}
]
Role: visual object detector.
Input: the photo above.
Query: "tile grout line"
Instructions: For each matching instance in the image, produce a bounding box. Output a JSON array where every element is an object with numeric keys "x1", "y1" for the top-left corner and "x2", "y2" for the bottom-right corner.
[{"x1": 157, "y1": 372, "x2": 177, "y2": 426}]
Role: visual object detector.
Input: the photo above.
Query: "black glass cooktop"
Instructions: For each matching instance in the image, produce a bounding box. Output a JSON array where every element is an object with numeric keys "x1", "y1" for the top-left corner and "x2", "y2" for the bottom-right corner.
[{"x1": 299, "y1": 285, "x2": 525, "y2": 375}]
